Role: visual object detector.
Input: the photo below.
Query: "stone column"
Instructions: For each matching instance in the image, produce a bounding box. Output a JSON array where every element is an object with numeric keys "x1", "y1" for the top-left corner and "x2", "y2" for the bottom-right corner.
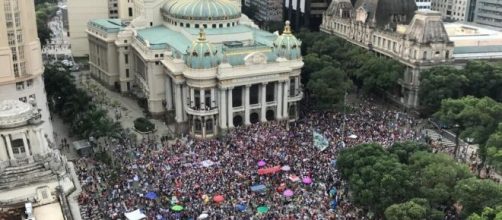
[
  {"x1": 261, "y1": 83, "x2": 267, "y2": 122},
  {"x1": 174, "y1": 84, "x2": 183, "y2": 123},
  {"x1": 36, "y1": 129, "x2": 46, "y2": 154},
  {"x1": 182, "y1": 86, "x2": 188, "y2": 121},
  {"x1": 228, "y1": 88, "x2": 234, "y2": 128},
  {"x1": 295, "y1": 77, "x2": 300, "y2": 95},
  {"x1": 283, "y1": 80, "x2": 290, "y2": 119},
  {"x1": 276, "y1": 82, "x2": 283, "y2": 120},
  {"x1": 244, "y1": 85, "x2": 251, "y2": 125},
  {"x1": 219, "y1": 89, "x2": 227, "y2": 129},
  {"x1": 22, "y1": 132, "x2": 30, "y2": 157},
  {"x1": 165, "y1": 77, "x2": 173, "y2": 110},
  {"x1": 210, "y1": 88, "x2": 215, "y2": 108},
  {"x1": 0, "y1": 135, "x2": 8, "y2": 161},
  {"x1": 190, "y1": 88, "x2": 195, "y2": 108},
  {"x1": 200, "y1": 89, "x2": 206, "y2": 110},
  {"x1": 5, "y1": 134, "x2": 14, "y2": 160},
  {"x1": 202, "y1": 117, "x2": 206, "y2": 138}
]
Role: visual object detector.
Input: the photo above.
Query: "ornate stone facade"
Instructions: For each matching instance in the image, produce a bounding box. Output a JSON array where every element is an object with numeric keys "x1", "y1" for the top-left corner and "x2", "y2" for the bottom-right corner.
[
  {"x1": 321, "y1": 0, "x2": 454, "y2": 108},
  {"x1": 87, "y1": 0, "x2": 304, "y2": 138},
  {"x1": 0, "y1": 100, "x2": 74, "y2": 208}
]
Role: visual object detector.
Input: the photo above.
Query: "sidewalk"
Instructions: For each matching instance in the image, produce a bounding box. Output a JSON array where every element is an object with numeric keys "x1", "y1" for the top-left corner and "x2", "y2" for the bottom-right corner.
[
  {"x1": 422, "y1": 128, "x2": 502, "y2": 183},
  {"x1": 74, "y1": 71, "x2": 175, "y2": 141}
]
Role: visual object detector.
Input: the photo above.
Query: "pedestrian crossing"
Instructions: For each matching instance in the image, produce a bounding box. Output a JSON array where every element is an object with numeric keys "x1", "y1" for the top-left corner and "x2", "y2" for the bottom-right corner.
[{"x1": 422, "y1": 129, "x2": 456, "y2": 148}]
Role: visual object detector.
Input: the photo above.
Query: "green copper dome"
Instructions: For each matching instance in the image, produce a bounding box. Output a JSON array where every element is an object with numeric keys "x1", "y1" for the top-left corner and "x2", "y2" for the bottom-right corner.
[
  {"x1": 163, "y1": 0, "x2": 241, "y2": 21},
  {"x1": 273, "y1": 21, "x2": 302, "y2": 60},
  {"x1": 186, "y1": 29, "x2": 221, "y2": 69}
]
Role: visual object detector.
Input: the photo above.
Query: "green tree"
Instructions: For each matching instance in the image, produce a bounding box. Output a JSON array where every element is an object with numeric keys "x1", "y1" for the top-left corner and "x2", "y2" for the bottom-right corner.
[
  {"x1": 35, "y1": 2, "x2": 58, "y2": 46},
  {"x1": 464, "y1": 61, "x2": 502, "y2": 102},
  {"x1": 353, "y1": 56, "x2": 403, "y2": 95},
  {"x1": 408, "y1": 152, "x2": 472, "y2": 206},
  {"x1": 337, "y1": 144, "x2": 413, "y2": 216},
  {"x1": 486, "y1": 124, "x2": 502, "y2": 171},
  {"x1": 454, "y1": 178, "x2": 502, "y2": 217},
  {"x1": 419, "y1": 66, "x2": 468, "y2": 116},
  {"x1": 434, "y1": 96, "x2": 502, "y2": 163},
  {"x1": 388, "y1": 142, "x2": 430, "y2": 164},
  {"x1": 307, "y1": 66, "x2": 352, "y2": 109},
  {"x1": 468, "y1": 206, "x2": 502, "y2": 220},
  {"x1": 384, "y1": 200, "x2": 428, "y2": 220}
]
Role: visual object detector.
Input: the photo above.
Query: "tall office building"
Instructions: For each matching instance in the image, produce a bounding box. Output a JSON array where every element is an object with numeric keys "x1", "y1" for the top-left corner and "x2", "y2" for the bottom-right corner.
[
  {"x1": 68, "y1": 0, "x2": 136, "y2": 57},
  {"x1": 474, "y1": 0, "x2": 502, "y2": 28},
  {"x1": 0, "y1": 0, "x2": 53, "y2": 140},
  {"x1": 284, "y1": 0, "x2": 332, "y2": 30},
  {"x1": 0, "y1": 0, "x2": 75, "y2": 214},
  {"x1": 416, "y1": 0, "x2": 432, "y2": 10},
  {"x1": 67, "y1": 0, "x2": 109, "y2": 57},
  {"x1": 251, "y1": 0, "x2": 284, "y2": 22},
  {"x1": 431, "y1": 0, "x2": 472, "y2": 21}
]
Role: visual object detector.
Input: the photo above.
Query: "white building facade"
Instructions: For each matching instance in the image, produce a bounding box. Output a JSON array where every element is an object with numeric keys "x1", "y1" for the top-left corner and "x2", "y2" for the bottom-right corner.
[{"x1": 87, "y1": 0, "x2": 304, "y2": 138}]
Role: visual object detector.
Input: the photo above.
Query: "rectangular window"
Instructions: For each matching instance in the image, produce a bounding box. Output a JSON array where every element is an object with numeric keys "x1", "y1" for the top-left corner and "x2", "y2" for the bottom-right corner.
[
  {"x1": 126, "y1": 69, "x2": 130, "y2": 78},
  {"x1": 16, "y1": 33, "x2": 22, "y2": 43},
  {"x1": 11, "y1": 47, "x2": 17, "y2": 61},
  {"x1": 7, "y1": 32, "x2": 15, "y2": 45},
  {"x1": 27, "y1": 79, "x2": 33, "y2": 87},
  {"x1": 16, "y1": 82, "x2": 24, "y2": 90},
  {"x1": 13, "y1": 63, "x2": 19, "y2": 77},
  {"x1": 124, "y1": 54, "x2": 129, "y2": 64},
  {"x1": 129, "y1": 7, "x2": 133, "y2": 17},
  {"x1": 19, "y1": 97, "x2": 26, "y2": 103},
  {"x1": 18, "y1": 46, "x2": 24, "y2": 59},
  {"x1": 14, "y1": 12, "x2": 21, "y2": 27}
]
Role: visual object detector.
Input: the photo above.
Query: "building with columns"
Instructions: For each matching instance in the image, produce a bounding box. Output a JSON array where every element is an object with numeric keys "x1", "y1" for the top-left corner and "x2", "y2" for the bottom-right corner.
[
  {"x1": 87, "y1": 0, "x2": 304, "y2": 138},
  {"x1": 321, "y1": 0, "x2": 454, "y2": 108},
  {"x1": 0, "y1": 100, "x2": 74, "y2": 210}
]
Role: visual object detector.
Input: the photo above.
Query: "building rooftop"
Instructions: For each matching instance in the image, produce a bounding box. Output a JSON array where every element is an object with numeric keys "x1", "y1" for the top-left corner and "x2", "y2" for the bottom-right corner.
[
  {"x1": 134, "y1": 23, "x2": 280, "y2": 66},
  {"x1": 353, "y1": 0, "x2": 417, "y2": 29},
  {"x1": 444, "y1": 22, "x2": 502, "y2": 59},
  {"x1": 88, "y1": 19, "x2": 124, "y2": 33}
]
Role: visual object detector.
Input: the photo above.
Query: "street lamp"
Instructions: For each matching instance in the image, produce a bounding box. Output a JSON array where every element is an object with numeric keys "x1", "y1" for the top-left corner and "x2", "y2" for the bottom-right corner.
[{"x1": 453, "y1": 123, "x2": 461, "y2": 159}]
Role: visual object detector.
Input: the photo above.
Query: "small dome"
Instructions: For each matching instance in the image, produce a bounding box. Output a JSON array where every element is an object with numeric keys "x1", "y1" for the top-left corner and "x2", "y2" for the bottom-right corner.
[
  {"x1": 273, "y1": 21, "x2": 302, "y2": 60},
  {"x1": 163, "y1": 0, "x2": 241, "y2": 21},
  {"x1": 186, "y1": 29, "x2": 221, "y2": 69},
  {"x1": 0, "y1": 100, "x2": 36, "y2": 128}
]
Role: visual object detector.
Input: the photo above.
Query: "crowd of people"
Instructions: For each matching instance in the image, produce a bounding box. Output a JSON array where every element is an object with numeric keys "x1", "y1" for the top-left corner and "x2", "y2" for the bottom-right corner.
[{"x1": 77, "y1": 102, "x2": 419, "y2": 220}]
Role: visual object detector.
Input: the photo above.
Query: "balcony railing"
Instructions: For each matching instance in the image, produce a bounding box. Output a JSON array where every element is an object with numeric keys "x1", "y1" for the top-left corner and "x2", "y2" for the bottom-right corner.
[
  {"x1": 288, "y1": 92, "x2": 303, "y2": 102},
  {"x1": 185, "y1": 105, "x2": 219, "y2": 116}
]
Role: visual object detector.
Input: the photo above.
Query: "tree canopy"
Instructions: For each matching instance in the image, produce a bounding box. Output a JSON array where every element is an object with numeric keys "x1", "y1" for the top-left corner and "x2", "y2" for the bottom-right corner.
[
  {"x1": 419, "y1": 61, "x2": 502, "y2": 116},
  {"x1": 298, "y1": 31, "x2": 404, "y2": 108},
  {"x1": 44, "y1": 63, "x2": 122, "y2": 139},
  {"x1": 434, "y1": 96, "x2": 502, "y2": 163},
  {"x1": 35, "y1": 1, "x2": 58, "y2": 47},
  {"x1": 337, "y1": 142, "x2": 499, "y2": 218}
]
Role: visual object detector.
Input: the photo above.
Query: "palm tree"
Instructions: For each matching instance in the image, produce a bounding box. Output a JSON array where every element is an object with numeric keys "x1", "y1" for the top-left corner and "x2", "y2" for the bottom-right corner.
[{"x1": 61, "y1": 90, "x2": 92, "y2": 122}]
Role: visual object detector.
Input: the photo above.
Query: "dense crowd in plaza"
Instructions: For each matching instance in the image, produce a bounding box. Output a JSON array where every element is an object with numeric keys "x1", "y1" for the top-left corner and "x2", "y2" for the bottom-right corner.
[{"x1": 77, "y1": 101, "x2": 419, "y2": 220}]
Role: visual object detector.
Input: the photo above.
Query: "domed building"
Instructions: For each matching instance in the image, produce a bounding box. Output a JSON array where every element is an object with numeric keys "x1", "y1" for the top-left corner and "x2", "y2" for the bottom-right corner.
[{"x1": 87, "y1": 0, "x2": 304, "y2": 138}]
